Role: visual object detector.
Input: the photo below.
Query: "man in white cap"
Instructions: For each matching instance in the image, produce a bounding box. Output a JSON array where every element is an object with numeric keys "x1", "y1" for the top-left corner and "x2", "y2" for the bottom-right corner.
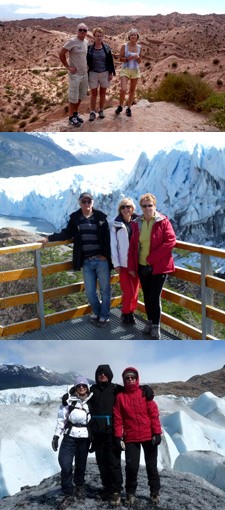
[
  {"x1": 59, "y1": 23, "x2": 89, "y2": 127},
  {"x1": 41, "y1": 193, "x2": 112, "y2": 327}
]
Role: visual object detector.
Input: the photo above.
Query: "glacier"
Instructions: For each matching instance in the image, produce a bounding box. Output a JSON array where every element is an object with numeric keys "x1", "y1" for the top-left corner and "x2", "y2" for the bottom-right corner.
[
  {"x1": 0, "y1": 134, "x2": 225, "y2": 246},
  {"x1": 0, "y1": 386, "x2": 225, "y2": 498}
]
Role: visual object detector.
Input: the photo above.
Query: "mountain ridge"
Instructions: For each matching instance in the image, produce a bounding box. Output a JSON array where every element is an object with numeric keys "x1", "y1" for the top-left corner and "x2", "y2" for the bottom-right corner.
[{"x1": 0, "y1": 363, "x2": 224, "y2": 397}]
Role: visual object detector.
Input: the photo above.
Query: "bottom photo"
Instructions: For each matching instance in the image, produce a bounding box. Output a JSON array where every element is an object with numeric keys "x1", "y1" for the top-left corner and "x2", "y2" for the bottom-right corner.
[{"x1": 0, "y1": 339, "x2": 225, "y2": 510}]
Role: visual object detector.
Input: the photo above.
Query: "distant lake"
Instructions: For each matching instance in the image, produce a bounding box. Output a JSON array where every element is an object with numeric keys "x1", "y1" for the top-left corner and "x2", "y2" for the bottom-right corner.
[{"x1": 0, "y1": 215, "x2": 55, "y2": 235}]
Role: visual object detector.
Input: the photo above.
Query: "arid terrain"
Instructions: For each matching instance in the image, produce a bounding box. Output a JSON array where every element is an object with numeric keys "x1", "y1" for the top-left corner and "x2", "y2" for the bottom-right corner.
[{"x1": 1, "y1": 13, "x2": 225, "y2": 131}]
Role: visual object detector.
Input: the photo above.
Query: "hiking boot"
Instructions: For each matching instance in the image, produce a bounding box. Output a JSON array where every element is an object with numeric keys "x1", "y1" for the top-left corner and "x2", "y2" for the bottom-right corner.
[
  {"x1": 58, "y1": 494, "x2": 74, "y2": 510},
  {"x1": 125, "y1": 494, "x2": 136, "y2": 507},
  {"x1": 143, "y1": 319, "x2": 152, "y2": 334},
  {"x1": 150, "y1": 492, "x2": 160, "y2": 505},
  {"x1": 69, "y1": 116, "x2": 81, "y2": 127},
  {"x1": 121, "y1": 313, "x2": 130, "y2": 324},
  {"x1": 74, "y1": 114, "x2": 84, "y2": 124},
  {"x1": 89, "y1": 111, "x2": 96, "y2": 121},
  {"x1": 151, "y1": 324, "x2": 161, "y2": 339},
  {"x1": 129, "y1": 312, "x2": 136, "y2": 324},
  {"x1": 115, "y1": 105, "x2": 123, "y2": 115},
  {"x1": 110, "y1": 492, "x2": 121, "y2": 507},
  {"x1": 89, "y1": 313, "x2": 99, "y2": 323},
  {"x1": 126, "y1": 107, "x2": 132, "y2": 117},
  {"x1": 76, "y1": 485, "x2": 86, "y2": 500},
  {"x1": 98, "y1": 109, "x2": 105, "y2": 119},
  {"x1": 98, "y1": 318, "x2": 110, "y2": 327}
]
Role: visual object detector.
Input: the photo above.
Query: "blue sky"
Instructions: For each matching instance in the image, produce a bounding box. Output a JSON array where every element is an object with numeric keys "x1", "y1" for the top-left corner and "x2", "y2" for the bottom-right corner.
[
  {"x1": 0, "y1": 340, "x2": 224, "y2": 384},
  {"x1": 0, "y1": 0, "x2": 224, "y2": 20}
]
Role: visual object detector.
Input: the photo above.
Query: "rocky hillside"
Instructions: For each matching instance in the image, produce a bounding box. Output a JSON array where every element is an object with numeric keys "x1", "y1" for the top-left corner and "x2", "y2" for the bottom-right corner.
[
  {"x1": 0, "y1": 460, "x2": 225, "y2": 510},
  {"x1": 150, "y1": 365, "x2": 225, "y2": 398},
  {"x1": 1, "y1": 13, "x2": 225, "y2": 131}
]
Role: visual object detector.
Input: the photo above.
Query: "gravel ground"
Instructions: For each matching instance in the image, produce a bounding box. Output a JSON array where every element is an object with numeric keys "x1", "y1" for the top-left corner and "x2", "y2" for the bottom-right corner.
[{"x1": 1, "y1": 460, "x2": 225, "y2": 510}]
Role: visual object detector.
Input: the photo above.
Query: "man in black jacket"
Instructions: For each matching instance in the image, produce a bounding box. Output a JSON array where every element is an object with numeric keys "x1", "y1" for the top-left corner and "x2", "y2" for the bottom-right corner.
[
  {"x1": 90, "y1": 364, "x2": 124, "y2": 507},
  {"x1": 41, "y1": 192, "x2": 111, "y2": 327}
]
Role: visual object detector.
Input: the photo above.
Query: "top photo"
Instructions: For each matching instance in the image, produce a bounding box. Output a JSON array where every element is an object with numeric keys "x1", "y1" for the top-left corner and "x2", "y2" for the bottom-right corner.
[{"x1": 1, "y1": 0, "x2": 225, "y2": 132}]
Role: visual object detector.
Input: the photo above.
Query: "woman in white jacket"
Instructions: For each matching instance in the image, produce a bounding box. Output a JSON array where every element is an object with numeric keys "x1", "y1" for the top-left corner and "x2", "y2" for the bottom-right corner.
[
  {"x1": 110, "y1": 197, "x2": 139, "y2": 324},
  {"x1": 51, "y1": 376, "x2": 93, "y2": 506}
]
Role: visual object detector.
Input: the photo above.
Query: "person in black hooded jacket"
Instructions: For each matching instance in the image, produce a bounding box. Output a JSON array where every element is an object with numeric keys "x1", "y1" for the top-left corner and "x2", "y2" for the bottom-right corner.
[{"x1": 89, "y1": 364, "x2": 124, "y2": 507}]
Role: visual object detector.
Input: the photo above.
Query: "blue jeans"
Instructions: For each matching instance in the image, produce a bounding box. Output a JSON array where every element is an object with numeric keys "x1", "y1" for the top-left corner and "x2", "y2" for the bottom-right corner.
[{"x1": 82, "y1": 257, "x2": 111, "y2": 320}]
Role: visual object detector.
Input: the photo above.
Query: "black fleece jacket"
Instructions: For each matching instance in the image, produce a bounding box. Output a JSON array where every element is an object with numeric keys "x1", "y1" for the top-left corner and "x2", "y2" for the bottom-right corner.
[{"x1": 48, "y1": 208, "x2": 112, "y2": 271}]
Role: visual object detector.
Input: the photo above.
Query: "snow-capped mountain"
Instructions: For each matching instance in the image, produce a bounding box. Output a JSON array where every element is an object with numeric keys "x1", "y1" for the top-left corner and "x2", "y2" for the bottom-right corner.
[
  {"x1": 0, "y1": 136, "x2": 225, "y2": 248},
  {"x1": 0, "y1": 133, "x2": 122, "y2": 178},
  {"x1": 0, "y1": 365, "x2": 94, "y2": 390}
]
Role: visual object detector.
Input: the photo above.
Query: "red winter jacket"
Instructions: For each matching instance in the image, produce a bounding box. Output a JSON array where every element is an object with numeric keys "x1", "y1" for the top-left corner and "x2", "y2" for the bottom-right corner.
[
  {"x1": 113, "y1": 367, "x2": 162, "y2": 443},
  {"x1": 127, "y1": 213, "x2": 176, "y2": 275}
]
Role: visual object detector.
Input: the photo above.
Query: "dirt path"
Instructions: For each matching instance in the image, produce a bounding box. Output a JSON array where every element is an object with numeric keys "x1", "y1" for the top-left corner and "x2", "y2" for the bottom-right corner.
[{"x1": 31, "y1": 100, "x2": 219, "y2": 132}]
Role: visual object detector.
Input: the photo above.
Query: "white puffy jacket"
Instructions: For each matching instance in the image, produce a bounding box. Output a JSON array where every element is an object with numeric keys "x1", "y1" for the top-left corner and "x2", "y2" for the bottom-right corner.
[
  {"x1": 110, "y1": 218, "x2": 131, "y2": 268},
  {"x1": 54, "y1": 392, "x2": 93, "y2": 439}
]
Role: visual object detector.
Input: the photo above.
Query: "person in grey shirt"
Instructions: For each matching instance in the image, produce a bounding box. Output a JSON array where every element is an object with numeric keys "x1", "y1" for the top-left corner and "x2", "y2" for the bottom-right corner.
[{"x1": 59, "y1": 23, "x2": 89, "y2": 127}]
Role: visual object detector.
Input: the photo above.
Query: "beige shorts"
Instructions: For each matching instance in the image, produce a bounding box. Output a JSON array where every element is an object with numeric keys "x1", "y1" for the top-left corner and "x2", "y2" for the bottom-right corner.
[
  {"x1": 88, "y1": 70, "x2": 111, "y2": 89},
  {"x1": 120, "y1": 68, "x2": 141, "y2": 79},
  {"x1": 68, "y1": 73, "x2": 88, "y2": 103}
]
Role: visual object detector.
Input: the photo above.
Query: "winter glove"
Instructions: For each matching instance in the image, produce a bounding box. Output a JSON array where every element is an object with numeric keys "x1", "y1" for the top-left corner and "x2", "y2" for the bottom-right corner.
[
  {"x1": 114, "y1": 437, "x2": 125, "y2": 452},
  {"x1": 151, "y1": 434, "x2": 161, "y2": 447},
  {"x1": 52, "y1": 435, "x2": 59, "y2": 451},
  {"x1": 62, "y1": 392, "x2": 69, "y2": 406},
  {"x1": 141, "y1": 384, "x2": 154, "y2": 401}
]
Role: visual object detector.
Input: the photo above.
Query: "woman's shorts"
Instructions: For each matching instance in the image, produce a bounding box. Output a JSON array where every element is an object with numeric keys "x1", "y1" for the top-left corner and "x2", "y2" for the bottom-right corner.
[
  {"x1": 68, "y1": 73, "x2": 88, "y2": 103},
  {"x1": 120, "y1": 68, "x2": 141, "y2": 79},
  {"x1": 88, "y1": 70, "x2": 111, "y2": 89}
]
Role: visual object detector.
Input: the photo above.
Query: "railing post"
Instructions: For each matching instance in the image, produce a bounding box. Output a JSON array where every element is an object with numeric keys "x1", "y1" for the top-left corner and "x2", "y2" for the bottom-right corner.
[
  {"x1": 201, "y1": 253, "x2": 214, "y2": 339},
  {"x1": 34, "y1": 249, "x2": 46, "y2": 331}
]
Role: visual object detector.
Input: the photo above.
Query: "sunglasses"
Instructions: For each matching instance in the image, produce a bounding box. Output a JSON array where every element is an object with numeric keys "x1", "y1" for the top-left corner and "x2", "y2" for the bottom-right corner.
[
  {"x1": 79, "y1": 28, "x2": 87, "y2": 32},
  {"x1": 81, "y1": 199, "x2": 92, "y2": 204},
  {"x1": 76, "y1": 384, "x2": 88, "y2": 389},
  {"x1": 141, "y1": 204, "x2": 154, "y2": 208},
  {"x1": 124, "y1": 375, "x2": 136, "y2": 381},
  {"x1": 121, "y1": 205, "x2": 132, "y2": 210}
]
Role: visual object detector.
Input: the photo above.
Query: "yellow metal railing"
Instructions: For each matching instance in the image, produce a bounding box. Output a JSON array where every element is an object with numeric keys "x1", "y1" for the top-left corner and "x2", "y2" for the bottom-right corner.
[{"x1": 1, "y1": 240, "x2": 225, "y2": 339}]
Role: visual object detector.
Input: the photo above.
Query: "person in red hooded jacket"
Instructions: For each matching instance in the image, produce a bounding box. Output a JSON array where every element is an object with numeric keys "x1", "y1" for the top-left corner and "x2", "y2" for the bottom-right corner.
[
  {"x1": 113, "y1": 367, "x2": 162, "y2": 507},
  {"x1": 128, "y1": 193, "x2": 176, "y2": 339}
]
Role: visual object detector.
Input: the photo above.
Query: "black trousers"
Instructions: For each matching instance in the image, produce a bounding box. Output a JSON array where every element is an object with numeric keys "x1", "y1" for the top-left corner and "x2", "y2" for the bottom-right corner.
[
  {"x1": 125, "y1": 441, "x2": 160, "y2": 495},
  {"x1": 95, "y1": 433, "x2": 123, "y2": 493},
  {"x1": 138, "y1": 265, "x2": 166, "y2": 325},
  {"x1": 58, "y1": 435, "x2": 90, "y2": 494}
]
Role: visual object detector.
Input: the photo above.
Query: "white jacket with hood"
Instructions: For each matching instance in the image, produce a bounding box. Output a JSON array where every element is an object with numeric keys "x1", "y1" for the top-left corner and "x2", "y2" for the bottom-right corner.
[
  {"x1": 54, "y1": 383, "x2": 93, "y2": 439},
  {"x1": 110, "y1": 213, "x2": 138, "y2": 268}
]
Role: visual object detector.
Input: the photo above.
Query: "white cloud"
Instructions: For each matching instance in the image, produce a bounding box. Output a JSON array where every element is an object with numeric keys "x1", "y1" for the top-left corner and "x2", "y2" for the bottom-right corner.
[{"x1": 1, "y1": 340, "x2": 225, "y2": 385}]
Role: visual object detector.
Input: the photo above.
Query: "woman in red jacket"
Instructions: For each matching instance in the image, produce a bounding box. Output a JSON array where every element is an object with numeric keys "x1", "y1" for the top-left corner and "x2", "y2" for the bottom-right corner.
[
  {"x1": 113, "y1": 367, "x2": 162, "y2": 507},
  {"x1": 128, "y1": 193, "x2": 176, "y2": 339}
]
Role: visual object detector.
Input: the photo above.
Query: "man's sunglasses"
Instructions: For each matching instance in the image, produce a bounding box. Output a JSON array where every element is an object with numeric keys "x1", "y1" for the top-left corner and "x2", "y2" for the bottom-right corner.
[
  {"x1": 81, "y1": 199, "x2": 92, "y2": 204},
  {"x1": 79, "y1": 29, "x2": 87, "y2": 32}
]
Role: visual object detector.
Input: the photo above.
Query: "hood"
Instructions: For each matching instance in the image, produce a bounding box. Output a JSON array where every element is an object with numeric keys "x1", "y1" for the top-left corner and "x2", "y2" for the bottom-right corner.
[
  {"x1": 95, "y1": 364, "x2": 113, "y2": 383},
  {"x1": 122, "y1": 366, "x2": 139, "y2": 393},
  {"x1": 73, "y1": 375, "x2": 90, "y2": 392}
]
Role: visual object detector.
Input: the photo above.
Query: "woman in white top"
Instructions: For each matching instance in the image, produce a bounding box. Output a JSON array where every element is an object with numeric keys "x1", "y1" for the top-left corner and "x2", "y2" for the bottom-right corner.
[
  {"x1": 115, "y1": 28, "x2": 142, "y2": 117},
  {"x1": 110, "y1": 197, "x2": 139, "y2": 324},
  {"x1": 51, "y1": 376, "x2": 93, "y2": 503}
]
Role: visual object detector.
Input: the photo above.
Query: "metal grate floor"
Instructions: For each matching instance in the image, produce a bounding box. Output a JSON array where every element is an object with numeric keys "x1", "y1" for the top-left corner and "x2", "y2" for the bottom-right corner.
[{"x1": 22, "y1": 308, "x2": 180, "y2": 340}]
